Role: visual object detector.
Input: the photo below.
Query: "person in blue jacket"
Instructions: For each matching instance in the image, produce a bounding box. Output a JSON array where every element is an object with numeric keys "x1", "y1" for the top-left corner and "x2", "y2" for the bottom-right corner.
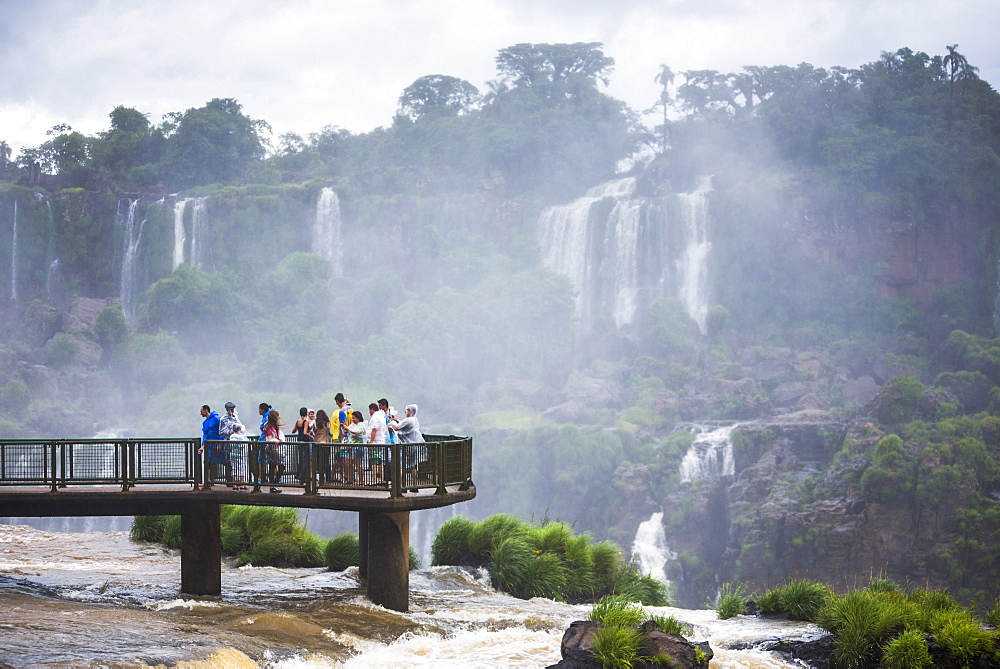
[{"x1": 199, "y1": 405, "x2": 230, "y2": 487}]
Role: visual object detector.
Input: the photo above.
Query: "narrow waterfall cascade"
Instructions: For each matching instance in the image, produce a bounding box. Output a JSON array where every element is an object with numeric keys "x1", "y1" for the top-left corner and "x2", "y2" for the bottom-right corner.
[
  {"x1": 677, "y1": 175, "x2": 713, "y2": 332},
  {"x1": 630, "y1": 511, "x2": 675, "y2": 585},
  {"x1": 312, "y1": 187, "x2": 344, "y2": 277},
  {"x1": 44, "y1": 199, "x2": 58, "y2": 296},
  {"x1": 9, "y1": 200, "x2": 18, "y2": 301},
  {"x1": 679, "y1": 423, "x2": 736, "y2": 483},
  {"x1": 609, "y1": 198, "x2": 645, "y2": 328},
  {"x1": 538, "y1": 177, "x2": 641, "y2": 325},
  {"x1": 118, "y1": 199, "x2": 145, "y2": 323},
  {"x1": 188, "y1": 197, "x2": 207, "y2": 269},
  {"x1": 171, "y1": 198, "x2": 188, "y2": 270}
]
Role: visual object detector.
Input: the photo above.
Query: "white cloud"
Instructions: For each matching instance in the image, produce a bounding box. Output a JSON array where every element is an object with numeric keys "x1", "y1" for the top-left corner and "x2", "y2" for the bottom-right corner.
[{"x1": 0, "y1": 0, "x2": 996, "y2": 154}]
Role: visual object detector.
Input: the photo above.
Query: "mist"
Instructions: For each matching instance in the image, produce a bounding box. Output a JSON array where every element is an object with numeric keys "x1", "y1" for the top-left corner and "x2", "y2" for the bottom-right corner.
[{"x1": 2, "y1": 41, "x2": 1000, "y2": 606}]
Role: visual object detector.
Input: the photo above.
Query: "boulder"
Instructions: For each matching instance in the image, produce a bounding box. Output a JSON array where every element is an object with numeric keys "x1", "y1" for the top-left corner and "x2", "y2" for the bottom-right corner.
[
  {"x1": 841, "y1": 376, "x2": 879, "y2": 406},
  {"x1": 62, "y1": 297, "x2": 117, "y2": 335},
  {"x1": 548, "y1": 620, "x2": 711, "y2": 668}
]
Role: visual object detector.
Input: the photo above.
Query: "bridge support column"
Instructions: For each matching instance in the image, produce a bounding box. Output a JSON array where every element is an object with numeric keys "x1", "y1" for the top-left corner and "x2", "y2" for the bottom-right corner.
[
  {"x1": 358, "y1": 510, "x2": 370, "y2": 579},
  {"x1": 360, "y1": 510, "x2": 409, "y2": 612},
  {"x1": 180, "y1": 502, "x2": 221, "y2": 596}
]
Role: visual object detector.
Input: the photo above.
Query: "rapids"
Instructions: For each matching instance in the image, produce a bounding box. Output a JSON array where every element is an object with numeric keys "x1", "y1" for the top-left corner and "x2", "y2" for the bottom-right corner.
[{"x1": 0, "y1": 524, "x2": 821, "y2": 667}]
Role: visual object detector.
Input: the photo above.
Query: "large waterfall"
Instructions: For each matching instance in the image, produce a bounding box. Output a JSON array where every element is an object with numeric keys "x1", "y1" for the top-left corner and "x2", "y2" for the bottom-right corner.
[
  {"x1": 677, "y1": 176, "x2": 713, "y2": 332},
  {"x1": 118, "y1": 199, "x2": 144, "y2": 323},
  {"x1": 9, "y1": 200, "x2": 17, "y2": 301},
  {"x1": 537, "y1": 176, "x2": 713, "y2": 329},
  {"x1": 188, "y1": 197, "x2": 207, "y2": 270},
  {"x1": 312, "y1": 187, "x2": 343, "y2": 277}
]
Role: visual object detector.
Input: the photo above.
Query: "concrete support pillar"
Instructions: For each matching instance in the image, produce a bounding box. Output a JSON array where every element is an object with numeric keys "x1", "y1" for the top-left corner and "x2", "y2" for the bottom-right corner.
[
  {"x1": 363, "y1": 510, "x2": 410, "y2": 612},
  {"x1": 180, "y1": 502, "x2": 221, "y2": 595},
  {"x1": 358, "y1": 510, "x2": 370, "y2": 579}
]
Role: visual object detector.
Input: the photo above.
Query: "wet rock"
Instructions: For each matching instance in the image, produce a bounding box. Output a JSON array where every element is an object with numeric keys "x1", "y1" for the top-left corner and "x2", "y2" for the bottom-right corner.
[
  {"x1": 548, "y1": 620, "x2": 711, "y2": 669},
  {"x1": 841, "y1": 376, "x2": 879, "y2": 406},
  {"x1": 771, "y1": 380, "x2": 811, "y2": 406},
  {"x1": 63, "y1": 297, "x2": 118, "y2": 335}
]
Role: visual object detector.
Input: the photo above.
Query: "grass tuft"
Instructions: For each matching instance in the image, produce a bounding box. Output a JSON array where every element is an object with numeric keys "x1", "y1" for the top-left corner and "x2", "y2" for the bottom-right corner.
[
  {"x1": 590, "y1": 624, "x2": 642, "y2": 669},
  {"x1": 714, "y1": 582, "x2": 748, "y2": 619},
  {"x1": 325, "y1": 533, "x2": 360, "y2": 572},
  {"x1": 430, "y1": 515, "x2": 475, "y2": 566},
  {"x1": 881, "y1": 629, "x2": 933, "y2": 669}
]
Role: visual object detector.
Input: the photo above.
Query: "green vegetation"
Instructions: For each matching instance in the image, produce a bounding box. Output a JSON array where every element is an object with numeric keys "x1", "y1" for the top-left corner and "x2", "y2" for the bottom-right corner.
[
  {"x1": 748, "y1": 579, "x2": 1000, "y2": 668},
  {"x1": 431, "y1": 514, "x2": 668, "y2": 605},
  {"x1": 713, "y1": 582, "x2": 749, "y2": 619},
  {"x1": 130, "y1": 506, "x2": 324, "y2": 567},
  {"x1": 5, "y1": 40, "x2": 1000, "y2": 615}
]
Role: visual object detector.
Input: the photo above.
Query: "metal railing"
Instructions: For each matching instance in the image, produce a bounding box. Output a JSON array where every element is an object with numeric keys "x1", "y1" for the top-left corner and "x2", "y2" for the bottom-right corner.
[
  {"x1": 203, "y1": 434, "x2": 473, "y2": 497},
  {"x1": 0, "y1": 438, "x2": 199, "y2": 492},
  {"x1": 0, "y1": 434, "x2": 473, "y2": 498}
]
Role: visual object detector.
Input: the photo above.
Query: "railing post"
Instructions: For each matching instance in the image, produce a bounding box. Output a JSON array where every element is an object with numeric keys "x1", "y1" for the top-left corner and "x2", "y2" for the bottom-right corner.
[
  {"x1": 390, "y1": 443, "x2": 402, "y2": 498},
  {"x1": 434, "y1": 441, "x2": 447, "y2": 495},
  {"x1": 305, "y1": 442, "x2": 317, "y2": 495},
  {"x1": 459, "y1": 438, "x2": 472, "y2": 491},
  {"x1": 120, "y1": 440, "x2": 129, "y2": 492},
  {"x1": 250, "y1": 441, "x2": 262, "y2": 493},
  {"x1": 49, "y1": 441, "x2": 58, "y2": 493}
]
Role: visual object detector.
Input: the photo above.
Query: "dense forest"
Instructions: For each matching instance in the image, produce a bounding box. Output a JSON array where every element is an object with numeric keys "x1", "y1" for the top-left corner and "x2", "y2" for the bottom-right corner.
[{"x1": 2, "y1": 42, "x2": 1000, "y2": 607}]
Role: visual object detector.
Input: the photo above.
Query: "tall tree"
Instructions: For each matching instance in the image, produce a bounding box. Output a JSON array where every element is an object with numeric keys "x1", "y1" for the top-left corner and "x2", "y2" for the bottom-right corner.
[
  {"x1": 943, "y1": 44, "x2": 980, "y2": 100},
  {"x1": 652, "y1": 64, "x2": 675, "y2": 154},
  {"x1": 397, "y1": 74, "x2": 480, "y2": 120},
  {"x1": 160, "y1": 98, "x2": 270, "y2": 188},
  {"x1": 495, "y1": 42, "x2": 614, "y2": 97}
]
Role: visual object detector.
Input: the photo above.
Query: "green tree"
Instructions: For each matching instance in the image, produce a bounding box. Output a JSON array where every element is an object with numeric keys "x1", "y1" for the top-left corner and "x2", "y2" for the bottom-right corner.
[
  {"x1": 397, "y1": 75, "x2": 480, "y2": 120},
  {"x1": 160, "y1": 98, "x2": 270, "y2": 188}
]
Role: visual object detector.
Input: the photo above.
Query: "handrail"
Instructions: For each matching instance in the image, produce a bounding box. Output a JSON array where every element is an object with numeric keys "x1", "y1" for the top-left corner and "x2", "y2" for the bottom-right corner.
[{"x1": 0, "y1": 435, "x2": 472, "y2": 497}]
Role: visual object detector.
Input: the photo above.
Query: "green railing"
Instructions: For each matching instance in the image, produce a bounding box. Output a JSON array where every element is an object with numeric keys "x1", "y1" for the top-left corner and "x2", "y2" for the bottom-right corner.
[
  {"x1": 0, "y1": 434, "x2": 472, "y2": 498},
  {"x1": 0, "y1": 438, "x2": 199, "y2": 492}
]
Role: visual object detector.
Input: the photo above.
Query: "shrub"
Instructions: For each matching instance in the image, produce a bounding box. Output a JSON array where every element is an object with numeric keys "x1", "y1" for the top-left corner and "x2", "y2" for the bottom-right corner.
[
  {"x1": 715, "y1": 582, "x2": 748, "y2": 619},
  {"x1": 589, "y1": 595, "x2": 647, "y2": 627},
  {"x1": 777, "y1": 579, "x2": 833, "y2": 622},
  {"x1": 161, "y1": 515, "x2": 182, "y2": 549},
  {"x1": 933, "y1": 610, "x2": 994, "y2": 668},
  {"x1": 489, "y1": 535, "x2": 532, "y2": 595},
  {"x1": 468, "y1": 513, "x2": 528, "y2": 558},
  {"x1": 591, "y1": 624, "x2": 642, "y2": 669},
  {"x1": 649, "y1": 614, "x2": 686, "y2": 635},
  {"x1": 881, "y1": 630, "x2": 933, "y2": 669},
  {"x1": 325, "y1": 533, "x2": 360, "y2": 571},
  {"x1": 519, "y1": 551, "x2": 568, "y2": 600},
  {"x1": 130, "y1": 515, "x2": 166, "y2": 542},
  {"x1": 531, "y1": 520, "x2": 573, "y2": 553},
  {"x1": 431, "y1": 515, "x2": 476, "y2": 566}
]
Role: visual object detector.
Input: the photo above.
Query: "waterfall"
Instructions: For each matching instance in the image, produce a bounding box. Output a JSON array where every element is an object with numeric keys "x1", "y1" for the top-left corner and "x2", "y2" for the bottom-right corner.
[
  {"x1": 538, "y1": 177, "x2": 638, "y2": 325},
  {"x1": 312, "y1": 187, "x2": 343, "y2": 277},
  {"x1": 118, "y1": 199, "x2": 145, "y2": 323},
  {"x1": 188, "y1": 197, "x2": 207, "y2": 269},
  {"x1": 609, "y1": 198, "x2": 644, "y2": 328},
  {"x1": 677, "y1": 176, "x2": 713, "y2": 332},
  {"x1": 630, "y1": 511, "x2": 675, "y2": 585},
  {"x1": 172, "y1": 198, "x2": 188, "y2": 270},
  {"x1": 9, "y1": 200, "x2": 17, "y2": 301},
  {"x1": 44, "y1": 199, "x2": 59, "y2": 296},
  {"x1": 679, "y1": 423, "x2": 736, "y2": 483}
]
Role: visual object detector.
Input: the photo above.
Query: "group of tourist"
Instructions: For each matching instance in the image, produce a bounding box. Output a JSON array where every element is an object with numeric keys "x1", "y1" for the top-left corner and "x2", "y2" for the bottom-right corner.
[{"x1": 199, "y1": 393, "x2": 423, "y2": 494}]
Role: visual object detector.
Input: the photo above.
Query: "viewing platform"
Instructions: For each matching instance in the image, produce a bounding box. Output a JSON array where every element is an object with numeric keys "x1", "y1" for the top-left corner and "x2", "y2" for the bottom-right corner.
[{"x1": 0, "y1": 435, "x2": 475, "y2": 611}]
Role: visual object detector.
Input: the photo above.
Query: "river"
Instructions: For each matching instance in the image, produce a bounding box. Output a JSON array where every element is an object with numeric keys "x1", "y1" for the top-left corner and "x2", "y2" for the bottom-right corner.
[{"x1": 0, "y1": 523, "x2": 821, "y2": 667}]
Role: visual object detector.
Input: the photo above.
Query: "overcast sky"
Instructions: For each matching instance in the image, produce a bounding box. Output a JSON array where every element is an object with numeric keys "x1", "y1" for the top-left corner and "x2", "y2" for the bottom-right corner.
[{"x1": 1, "y1": 0, "x2": 996, "y2": 154}]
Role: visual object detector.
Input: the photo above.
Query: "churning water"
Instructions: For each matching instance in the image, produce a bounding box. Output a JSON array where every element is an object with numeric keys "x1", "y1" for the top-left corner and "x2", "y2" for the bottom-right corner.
[{"x1": 0, "y1": 523, "x2": 820, "y2": 667}]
